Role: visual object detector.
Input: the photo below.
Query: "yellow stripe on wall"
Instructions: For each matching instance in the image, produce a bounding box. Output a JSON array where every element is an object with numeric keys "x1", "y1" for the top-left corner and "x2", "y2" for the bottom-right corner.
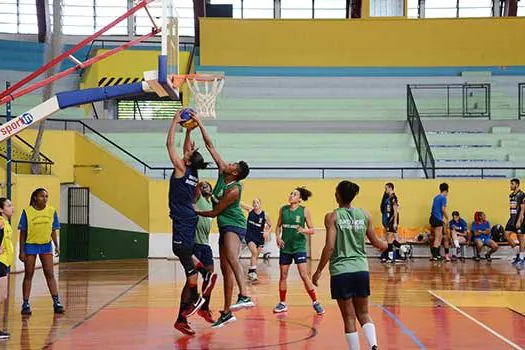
[{"x1": 200, "y1": 17, "x2": 525, "y2": 67}]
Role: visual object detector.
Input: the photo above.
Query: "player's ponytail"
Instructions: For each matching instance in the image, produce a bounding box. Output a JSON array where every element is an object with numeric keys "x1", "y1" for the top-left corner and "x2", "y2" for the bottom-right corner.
[
  {"x1": 296, "y1": 187, "x2": 312, "y2": 201},
  {"x1": 189, "y1": 151, "x2": 209, "y2": 171}
]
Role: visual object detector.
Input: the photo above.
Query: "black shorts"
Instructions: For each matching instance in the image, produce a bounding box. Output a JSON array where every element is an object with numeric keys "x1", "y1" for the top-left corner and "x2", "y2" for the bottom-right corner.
[
  {"x1": 172, "y1": 217, "x2": 198, "y2": 247},
  {"x1": 279, "y1": 252, "x2": 307, "y2": 265},
  {"x1": 246, "y1": 233, "x2": 264, "y2": 248},
  {"x1": 172, "y1": 243, "x2": 197, "y2": 277},
  {"x1": 218, "y1": 226, "x2": 246, "y2": 247},
  {"x1": 193, "y1": 244, "x2": 214, "y2": 267},
  {"x1": 383, "y1": 220, "x2": 397, "y2": 233},
  {"x1": 331, "y1": 271, "x2": 370, "y2": 300},
  {"x1": 505, "y1": 218, "x2": 522, "y2": 234},
  {"x1": 0, "y1": 263, "x2": 7, "y2": 278},
  {"x1": 429, "y1": 216, "x2": 444, "y2": 228}
]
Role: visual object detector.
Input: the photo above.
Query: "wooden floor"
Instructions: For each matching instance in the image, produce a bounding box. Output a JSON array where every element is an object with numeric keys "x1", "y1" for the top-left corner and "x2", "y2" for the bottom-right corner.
[{"x1": 1, "y1": 258, "x2": 524, "y2": 350}]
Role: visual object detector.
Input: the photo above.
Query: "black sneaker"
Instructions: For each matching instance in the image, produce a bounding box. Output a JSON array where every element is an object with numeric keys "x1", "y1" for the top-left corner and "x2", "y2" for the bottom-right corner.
[
  {"x1": 211, "y1": 311, "x2": 237, "y2": 329},
  {"x1": 21, "y1": 302, "x2": 32, "y2": 316},
  {"x1": 0, "y1": 331, "x2": 9, "y2": 340},
  {"x1": 54, "y1": 302, "x2": 65, "y2": 314},
  {"x1": 485, "y1": 253, "x2": 492, "y2": 262},
  {"x1": 474, "y1": 256, "x2": 481, "y2": 262},
  {"x1": 371, "y1": 346, "x2": 378, "y2": 350}
]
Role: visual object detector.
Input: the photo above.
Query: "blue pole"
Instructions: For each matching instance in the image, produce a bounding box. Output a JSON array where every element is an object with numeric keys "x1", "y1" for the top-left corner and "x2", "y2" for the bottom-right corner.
[{"x1": 5, "y1": 82, "x2": 12, "y2": 200}]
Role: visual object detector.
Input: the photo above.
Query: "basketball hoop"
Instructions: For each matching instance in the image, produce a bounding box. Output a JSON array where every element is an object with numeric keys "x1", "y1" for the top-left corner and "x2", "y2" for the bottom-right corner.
[{"x1": 169, "y1": 73, "x2": 225, "y2": 119}]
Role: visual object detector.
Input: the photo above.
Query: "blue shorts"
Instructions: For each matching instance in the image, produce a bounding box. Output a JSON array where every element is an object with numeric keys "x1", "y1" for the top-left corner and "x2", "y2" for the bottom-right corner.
[
  {"x1": 246, "y1": 232, "x2": 264, "y2": 248},
  {"x1": 193, "y1": 244, "x2": 214, "y2": 267},
  {"x1": 331, "y1": 271, "x2": 370, "y2": 300},
  {"x1": 218, "y1": 226, "x2": 246, "y2": 247},
  {"x1": 474, "y1": 235, "x2": 492, "y2": 246},
  {"x1": 172, "y1": 217, "x2": 198, "y2": 246},
  {"x1": 25, "y1": 242, "x2": 53, "y2": 255},
  {"x1": 279, "y1": 251, "x2": 307, "y2": 265}
]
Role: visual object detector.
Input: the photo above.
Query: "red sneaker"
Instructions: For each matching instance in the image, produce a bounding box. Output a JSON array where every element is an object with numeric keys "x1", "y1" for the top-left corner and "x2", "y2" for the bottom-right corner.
[
  {"x1": 198, "y1": 309, "x2": 215, "y2": 324},
  {"x1": 181, "y1": 296, "x2": 205, "y2": 318},
  {"x1": 174, "y1": 321, "x2": 196, "y2": 336},
  {"x1": 203, "y1": 273, "x2": 218, "y2": 297}
]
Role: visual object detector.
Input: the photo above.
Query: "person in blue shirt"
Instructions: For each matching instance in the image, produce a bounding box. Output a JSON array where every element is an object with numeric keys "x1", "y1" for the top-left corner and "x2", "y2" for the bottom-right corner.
[
  {"x1": 471, "y1": 211, "x2": 498, "y2": 262},
  {"x1": 429, "y1": 183, "x2": 449, "y2": 261},
  {"x1": 449, "y1": 211, "x2": 468, "y2": 260}
]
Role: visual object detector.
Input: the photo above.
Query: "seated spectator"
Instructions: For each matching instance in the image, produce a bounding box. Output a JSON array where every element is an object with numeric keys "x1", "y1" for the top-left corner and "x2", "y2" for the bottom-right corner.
[
  {"x1": 449, "y1": 211, "x2": 469, "y2": 260},
  {"x1": 471, "y1": 211, "x2": 498, "y2": 262}
]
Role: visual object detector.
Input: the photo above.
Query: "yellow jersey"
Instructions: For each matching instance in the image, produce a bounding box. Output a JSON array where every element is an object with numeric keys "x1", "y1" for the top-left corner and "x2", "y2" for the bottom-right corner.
[
  {"x1": 19, "y1": 205, "x2": 60, "y2": 244},
  {"x1": 0, "y1": 216, "x2": 14, "y2": 268}
]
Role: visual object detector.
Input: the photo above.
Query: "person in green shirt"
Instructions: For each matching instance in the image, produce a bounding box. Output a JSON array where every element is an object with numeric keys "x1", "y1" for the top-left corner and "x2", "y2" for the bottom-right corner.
[
  {"x1": 273, "y1": 187, "x2": 324, "y2": 315},
  {"x1": 192, "y1": 181, "x2": 218, "y2": 324},
  {"x1": 313, "y1": 180, "x2": 387, "y2": 350},
  {"x1": 191, "y1": 114, "x2": 254, "y2": 329}
]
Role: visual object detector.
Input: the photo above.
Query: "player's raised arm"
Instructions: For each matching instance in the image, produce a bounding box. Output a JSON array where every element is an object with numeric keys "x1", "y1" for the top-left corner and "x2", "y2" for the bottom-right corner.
[
  {"x1": 166, "y1": 112, "x2": 186, "y2": 175},
  {"x1": 197, "y1": 187, "x2": 240, "y2": 218},
  {"x1": 191, "y1": 112, "x2": 227, "y2": 172}
]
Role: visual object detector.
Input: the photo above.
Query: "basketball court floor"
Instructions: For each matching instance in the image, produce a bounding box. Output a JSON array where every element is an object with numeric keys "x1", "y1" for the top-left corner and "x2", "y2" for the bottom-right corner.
[{"x1": 1, "y1": 258, "x2": 524, "y2": 349}]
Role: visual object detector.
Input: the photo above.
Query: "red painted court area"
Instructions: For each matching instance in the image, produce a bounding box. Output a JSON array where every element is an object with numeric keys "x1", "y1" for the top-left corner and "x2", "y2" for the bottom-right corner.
[{"x1": 1, "y1": 259, "x2": 524, "y2": 349}]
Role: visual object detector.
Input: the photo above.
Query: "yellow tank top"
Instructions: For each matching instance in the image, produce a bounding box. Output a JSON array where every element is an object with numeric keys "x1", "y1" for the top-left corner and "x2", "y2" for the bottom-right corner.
[
  {"x1": 24, "y1": 206, "x2": 57, "y2": 244},
  {"x1": 0, "y1": 217, "x2": 14, "y2": 268}
]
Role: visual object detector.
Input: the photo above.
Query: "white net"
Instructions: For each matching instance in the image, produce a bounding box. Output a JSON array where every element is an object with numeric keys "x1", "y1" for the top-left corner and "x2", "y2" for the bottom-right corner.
[{"x1": 187, "y1": 76, "x2": 225, "y2": 119}]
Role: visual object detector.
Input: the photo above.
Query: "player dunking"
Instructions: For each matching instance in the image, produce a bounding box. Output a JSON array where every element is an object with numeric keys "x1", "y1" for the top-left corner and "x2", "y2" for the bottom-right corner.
[
  {"x1": 191, "y1": 114, "x2": 254, "y2": 328},
  {"x1": 506, "y1": 178, "x2": 525, "y2": 265},
  {"x1": 167, "y1": 112, "x2": 208, "y2": 335},
  {"x1": 313, "y1": 180, "x2": 386, "y2": 350},
  {"x1": 273, "y1": 187, "x2": 324, "y2": 315},
  {"x1": 241, "y1": 198, "x2": 272, "y2": 281}
]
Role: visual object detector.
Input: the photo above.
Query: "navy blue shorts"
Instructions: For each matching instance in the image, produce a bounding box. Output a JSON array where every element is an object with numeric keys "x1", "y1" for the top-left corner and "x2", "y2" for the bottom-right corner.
[
  {"x1": 219, "y1": 226, "x2": 246, "y2": 247},
  {"x1": 279, "y1": 251, "x2": 307, "y2": 265},
  {"x1": 25, "y1": 242, "x2": 53, "y2": 255},
  {"x1": 172, "y1": 218, "x2": 198, "y2": 246},
  {"x1": 246, "y1": 233, "x2": 264, "y2": 248},
  {"x1": 331, "y1": 271, "x2": 370, "y2": 300},
  {"x1": 193, "y1": 244, "x2": 214, "y2": 267}
]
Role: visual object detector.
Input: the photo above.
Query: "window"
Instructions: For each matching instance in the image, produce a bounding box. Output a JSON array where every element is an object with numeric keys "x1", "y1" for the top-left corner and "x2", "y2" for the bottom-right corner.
[
  {"x1": 519, "y1": 2, "x2": 525, "y2": 16},
  {"x1": 281, "y1": 0, "x2": 313, "y2": 19},
  {"x1": 370, "y1": 0, "x2": 404, "y2": 16},
  {"x1": 459, "y1": 7, "x2": 491, "y2": 17},
  {"x1": 210, "y1": 0, "x2": 242, "y2": 18},
  {"x1": 425, "y1": 8, "x2": 457, "y2": 17},
  {"x1": 314, "y1": 0, "x2": 346, "y2": 18},
  {"x1": 242, "y1": 0, "x2": 273, "y2": 18},
  {"x1": 135, "y1": 0, "x2": 194, "y2": 36},
  {"x1": 407, "y1": 0, "x2": 419, "y2": 18}
]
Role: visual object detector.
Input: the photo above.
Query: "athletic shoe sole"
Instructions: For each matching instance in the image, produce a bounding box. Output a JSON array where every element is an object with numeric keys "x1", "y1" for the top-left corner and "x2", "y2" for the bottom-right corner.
[
  {"x1": 273, "y1": 307, "x2": 288, "y2": 314},
  {"x1": 211, "y1": 315, "x2": 237, "y2": 329},
  {"x1": 174, "y1": 322, "x2": 196, "y2": 336},
  {"x1": 203, "y1": 273, "x2": 218, "y2": 297},
  {"x1": 230, "y1": 301, "x2": 255, "y2": 311}
]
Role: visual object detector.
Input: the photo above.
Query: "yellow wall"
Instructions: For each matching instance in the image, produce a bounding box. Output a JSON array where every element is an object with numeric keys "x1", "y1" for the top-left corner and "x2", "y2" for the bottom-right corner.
[
  {"x1": 74, "y1": 133, "x2": 150, "y2": 231},
  {"x1": 81, "y1": 49, "x2": 192, "y2": 107},
  {"x1": 18, "y1": 129, "x2": 76, "y2": 183},
  {"x1": 200, "y1": 17, "x2": 525, "y2": 67},
  {"x1": 145, "y1": 178, "x2": 510, "y2": 235}
]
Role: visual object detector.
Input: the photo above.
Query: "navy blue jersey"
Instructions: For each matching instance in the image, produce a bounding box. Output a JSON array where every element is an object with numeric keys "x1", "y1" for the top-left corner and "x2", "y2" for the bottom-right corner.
[
  {"x1": 246, "y1": 210, "x2": 266, "y2": 238},
  {"x1": 169, "y1": 168, "x2": 198, "y2": 245}
]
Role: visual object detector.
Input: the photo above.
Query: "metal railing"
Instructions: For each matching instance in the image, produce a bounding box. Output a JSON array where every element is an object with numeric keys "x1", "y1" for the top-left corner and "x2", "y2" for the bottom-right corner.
[
  {"x1": 409, "y1": 83, "x2": 491, "y2": 119},
  {"x1": 518, "y1": 83, "x2": 525, "y2": 120},
  {"x1": 407, "y1": 86, "x2": 435, "y2": 179},
  {"x1": 0, "y1": 118, "x2": 54, "y2": 175},
  {"x1": 0, "y1": 117, "x2": 523, "y2": 180}
]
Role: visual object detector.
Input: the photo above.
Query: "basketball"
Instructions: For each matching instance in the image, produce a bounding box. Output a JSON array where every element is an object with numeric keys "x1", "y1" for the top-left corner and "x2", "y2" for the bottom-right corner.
[{"x1": 179, "y1": 108, "x2": 198, "y2": 129}]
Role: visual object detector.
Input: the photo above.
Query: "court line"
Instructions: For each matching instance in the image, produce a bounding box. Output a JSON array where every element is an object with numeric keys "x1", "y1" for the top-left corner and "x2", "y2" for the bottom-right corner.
[
  {"x1": 428, "y1": 290, "x2": 524, "y2": 350},
  {"x1": 374, "y1": 303, "x2": 427, "y2": 349},
  {"x1": 42, "y1": 272, "x2": 150, "y2": 349}
]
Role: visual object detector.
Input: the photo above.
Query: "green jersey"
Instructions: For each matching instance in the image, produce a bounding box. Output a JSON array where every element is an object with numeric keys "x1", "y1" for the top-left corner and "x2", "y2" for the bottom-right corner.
[
  {"x1": 212, "y1": 173, "x2": 246, "y2": 229},
  {"x1": 329, "y1": 207, "x2": 369, "y2": 276},
  {"x1": 280, "y1": 205, "x2": 307, "y2": 254},
  {"x1": 195, "y1": 196, "x2": 213, "y2": 245}
]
